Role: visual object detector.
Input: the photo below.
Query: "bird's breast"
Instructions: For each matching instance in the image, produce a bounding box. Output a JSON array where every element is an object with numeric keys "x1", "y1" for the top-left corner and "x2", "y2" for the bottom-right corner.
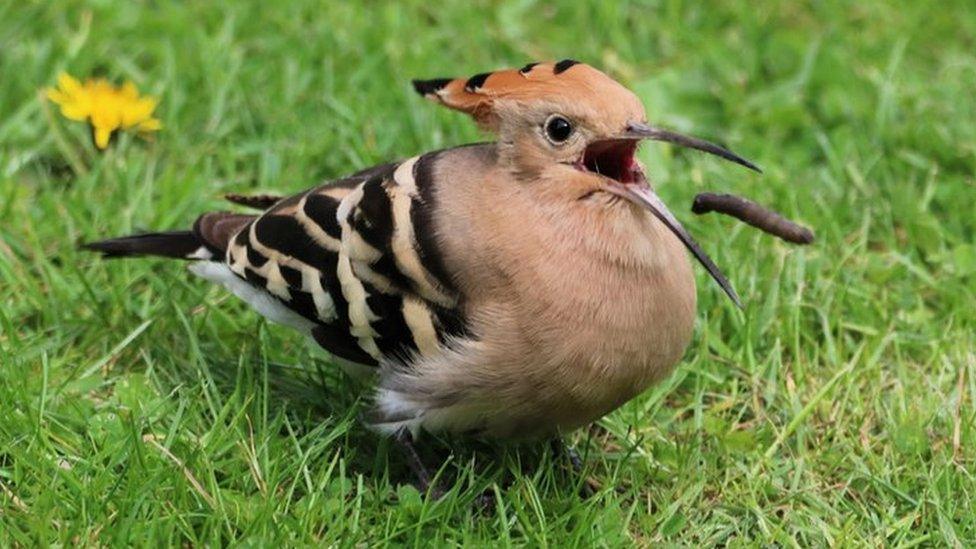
[
  {"x1": 552, "y1": 242, "x2": 695, "y2": 382},
  {"x1": 498, "y1": 216, "x2": 698, "y2": 431},
  {"x1": 428, "y1": 160, "x2": 700, "y2": 435}
]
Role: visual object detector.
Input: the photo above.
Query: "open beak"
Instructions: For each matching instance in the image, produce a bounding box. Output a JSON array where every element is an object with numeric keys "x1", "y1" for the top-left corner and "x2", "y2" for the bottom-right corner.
[
  {"x1": 606, "y1": 181, "x2": 742, "y2": 308},
  {"x1": 619, "y1": 122, "x2": 758, "y2": 306},
  {"x1": 577, "y1": 121, "x2": 762, "y2": 307},
  {"x1": 576, "y1": 122, "x2": 758, "y2": 307}
]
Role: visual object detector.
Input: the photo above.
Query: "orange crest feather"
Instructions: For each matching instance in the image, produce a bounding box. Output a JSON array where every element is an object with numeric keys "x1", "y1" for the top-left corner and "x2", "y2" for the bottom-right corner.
[{"x1": 412, "y1": 59, "x2": 614, "y2": 130}]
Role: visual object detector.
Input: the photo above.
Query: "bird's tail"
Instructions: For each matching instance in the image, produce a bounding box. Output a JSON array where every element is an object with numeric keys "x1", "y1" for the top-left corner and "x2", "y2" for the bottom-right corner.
[
  {"x1": 82, "y1": 211, "x2": 257, "y2": 261},
  {"x1": 81, "y1": 231, "x2": 213, "y2": 260}
]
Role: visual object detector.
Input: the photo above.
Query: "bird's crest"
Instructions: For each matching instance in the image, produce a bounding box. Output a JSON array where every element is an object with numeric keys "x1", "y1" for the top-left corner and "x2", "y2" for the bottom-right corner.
[{"x1": 412, "y1": 59, "x2": 632, "y2": 131}]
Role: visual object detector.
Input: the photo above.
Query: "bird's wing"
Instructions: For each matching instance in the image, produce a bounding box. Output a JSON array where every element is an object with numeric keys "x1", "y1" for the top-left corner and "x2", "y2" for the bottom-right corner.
[{"x1": 216, "y1": 154, "x2": 468, "y2": 366}]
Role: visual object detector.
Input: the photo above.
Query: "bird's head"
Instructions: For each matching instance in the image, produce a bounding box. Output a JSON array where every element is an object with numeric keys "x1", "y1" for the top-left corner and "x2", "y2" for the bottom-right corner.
[{"x1": 413, "y1": 60, "x2": 761, "y2": 307}]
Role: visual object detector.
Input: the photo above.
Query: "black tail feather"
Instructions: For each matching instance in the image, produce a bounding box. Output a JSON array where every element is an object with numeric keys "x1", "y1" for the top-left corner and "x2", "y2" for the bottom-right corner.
[{"x1": 81, "y1": 231, "x2": 206, "y2": 259}]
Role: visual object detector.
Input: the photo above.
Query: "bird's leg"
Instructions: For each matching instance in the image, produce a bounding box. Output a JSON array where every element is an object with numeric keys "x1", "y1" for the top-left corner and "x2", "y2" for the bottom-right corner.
[
  {"x1": 550, "y1": 437, "x2": 604, "y2": 497},
  {"x1": 393, "y1": 429, "x2": 444, "y2": 499},
  {"x1": 549, "y1": 437, "x2": 585, "y2": 473},
  {"x1": 565, "y1": 442, "x2": 585, "y2": 473},
  {"x1": 392, "y1": 431, "x2": 498, "y2": 510}
]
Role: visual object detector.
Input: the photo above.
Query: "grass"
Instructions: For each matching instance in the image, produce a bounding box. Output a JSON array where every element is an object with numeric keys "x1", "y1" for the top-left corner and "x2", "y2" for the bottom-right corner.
[{"x1": 1, "y1": 0, "x2": 975, "y2": 545}]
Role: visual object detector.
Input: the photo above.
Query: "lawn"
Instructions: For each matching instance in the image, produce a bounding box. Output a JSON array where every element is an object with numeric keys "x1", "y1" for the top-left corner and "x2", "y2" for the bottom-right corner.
[{"x1": 2, "y1": 0, "x2": 974, "y2": 545}]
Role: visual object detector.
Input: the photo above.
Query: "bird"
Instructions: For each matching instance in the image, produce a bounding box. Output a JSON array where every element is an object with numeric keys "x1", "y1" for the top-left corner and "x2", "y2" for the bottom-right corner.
[{"x1": 83, "y1": 60, "x2": 763, "y2": 484}]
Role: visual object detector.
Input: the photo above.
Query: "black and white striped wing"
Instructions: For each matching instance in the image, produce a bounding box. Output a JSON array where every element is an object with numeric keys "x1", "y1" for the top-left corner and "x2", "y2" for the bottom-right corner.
[{"x1": 222, "y1": 154, "x2": 467, "y2": 366}]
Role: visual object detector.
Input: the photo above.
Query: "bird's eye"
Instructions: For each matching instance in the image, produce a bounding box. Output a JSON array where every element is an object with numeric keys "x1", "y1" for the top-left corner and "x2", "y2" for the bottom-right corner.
[{"x1": 544, "y1": 116, "x2": 573, "y2": 144}]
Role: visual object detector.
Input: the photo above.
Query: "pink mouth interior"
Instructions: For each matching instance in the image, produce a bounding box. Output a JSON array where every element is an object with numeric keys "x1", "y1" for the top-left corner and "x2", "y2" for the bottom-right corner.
[{"x1": 576, "y1": 140, "x2": 640, "y2": 183}]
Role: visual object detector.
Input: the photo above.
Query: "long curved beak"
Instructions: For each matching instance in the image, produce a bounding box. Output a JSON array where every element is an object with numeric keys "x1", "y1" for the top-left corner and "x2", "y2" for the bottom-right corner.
[
  {"x1": 624, "y1": 122, "x2": 761, "y2": 173},
  {"x1": 606, "y1": 180, "x2": 742, "y2": 308}
]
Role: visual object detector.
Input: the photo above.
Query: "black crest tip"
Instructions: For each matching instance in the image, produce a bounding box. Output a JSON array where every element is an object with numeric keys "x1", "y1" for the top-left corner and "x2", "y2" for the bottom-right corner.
[
  {"x1": 554, "y1": 59, "x2": 580, "y2": 74},
  {"x1": 411, "y1": 78, "x2": 452, "y2": 97},
  {"x1": 464, "y1": 72, "x2": 492, "y2": 92}
]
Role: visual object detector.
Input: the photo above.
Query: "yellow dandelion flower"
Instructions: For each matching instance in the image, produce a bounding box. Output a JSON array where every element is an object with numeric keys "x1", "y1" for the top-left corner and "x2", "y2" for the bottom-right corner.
[{"x1": 46, "y1": 72, "x2": 162, "y2": 150}]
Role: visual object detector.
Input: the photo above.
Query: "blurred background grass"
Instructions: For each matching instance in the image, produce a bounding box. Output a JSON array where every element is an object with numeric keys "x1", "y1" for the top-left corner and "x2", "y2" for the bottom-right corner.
[{"x1": 1, "y1": 0, "x2": 974, "y2": 545}]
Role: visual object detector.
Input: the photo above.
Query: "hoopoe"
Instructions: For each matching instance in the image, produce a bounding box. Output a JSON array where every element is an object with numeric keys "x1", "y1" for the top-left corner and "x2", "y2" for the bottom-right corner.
[{"x1": 85, "y1": 60, "x2": 766, "y2": 446}]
